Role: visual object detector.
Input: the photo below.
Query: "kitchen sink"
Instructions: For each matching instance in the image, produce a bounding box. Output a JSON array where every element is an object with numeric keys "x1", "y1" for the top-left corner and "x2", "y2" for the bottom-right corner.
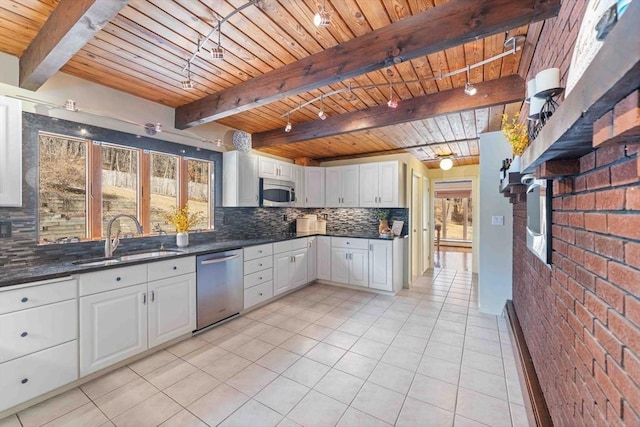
[
  {"x1": 72, "y1": 257, "x2": 120, "y2": 267},
  {"x1": 117, "y1": 250, "x2": 183, "y2": 261},
  {"x1": 72, "y1": 249, "x2": 183, "y2": 266}
]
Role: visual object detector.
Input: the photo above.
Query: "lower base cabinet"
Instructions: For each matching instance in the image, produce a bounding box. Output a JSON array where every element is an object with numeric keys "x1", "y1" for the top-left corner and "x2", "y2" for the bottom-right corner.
[
  {"x1": 0, "y1": 341, "x2": 77, "y2": 412},
  {"x1": 79, "y1": 272, "x2": 196, "y2": 376},
  {"x1": 80, "y1": 283, "x2": 148, "y2": 376}
]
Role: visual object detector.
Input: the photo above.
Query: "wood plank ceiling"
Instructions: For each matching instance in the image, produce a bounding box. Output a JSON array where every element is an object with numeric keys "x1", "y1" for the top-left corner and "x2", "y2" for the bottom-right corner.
[{"x1": 0, "y1": 0, "x2": 544, "y2": 168}]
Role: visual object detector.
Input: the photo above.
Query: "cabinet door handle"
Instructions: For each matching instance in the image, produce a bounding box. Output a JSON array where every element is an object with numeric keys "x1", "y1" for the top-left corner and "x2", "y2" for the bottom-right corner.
[
  {"x1": 370, "y1": 244, "x2": 373, "y2": 251},
  {"x1": 21, "y1": 332, "x2": 28, "y2": 338},
  {"x1": 143, "y1": 293, "x2": 147, "y2": 304},
  {"x1": 345, "y1": 253, "x2": 348, "y2": 260},
  {"x1": 21, "y1": 297, "x2": 28, "y2": 303},
  {"x1": 151, "y1": 291, "x2": 155, "y2": 302}
]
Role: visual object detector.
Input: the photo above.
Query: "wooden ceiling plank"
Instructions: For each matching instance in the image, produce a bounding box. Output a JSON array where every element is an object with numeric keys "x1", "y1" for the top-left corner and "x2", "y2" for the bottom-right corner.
[
  {"x1": 175, "y1": 0, "x2": 560, "y2": 128},
  {"x1": 252, "y1": 74, "x2": 524, "y2": 147},
  {"x1": 423, "y1": 118, "x2": 446, "y2": 142},
  {"x1": 329, "y1": 0, "x2": 373, "y2": 37},
  {"x1": 446, "y1": 113, "x2": 467, "y2": 140},
  {"x1": 434, "y1": 116, "x2": 456, "y2": 141},
  {"x1": 482, "y1": 32, "x2": 504, "y2": 81},
  {"x1": 474, "y1": 107, "x2": 490, "y2": 135},
  {"x1": 19, "y1": 0, "x2": 130, "y2": 90},
  {"x1": 488, "y1": 105, "x2": 504, "y2": 131},
  {"x1": 460, "y1": 110, "x2": 477, "y2": 139}
]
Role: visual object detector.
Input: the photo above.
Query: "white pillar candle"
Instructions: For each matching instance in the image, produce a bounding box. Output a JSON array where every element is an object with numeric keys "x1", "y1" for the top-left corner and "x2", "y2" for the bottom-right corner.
[
  {"x1": 535, "y1": 68, "x2": 560, "y2": 94},
  {"x1": 526, "y1": 78, "x2": 537, "y2": 99},
  {"x1": 529, "y1": 96, "x2": 545, "y2": 118}
]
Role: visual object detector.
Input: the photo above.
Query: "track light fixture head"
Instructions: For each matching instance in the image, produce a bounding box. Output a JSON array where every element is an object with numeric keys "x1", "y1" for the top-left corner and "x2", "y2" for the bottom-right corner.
[
  {"x1": 211, "y1": 24, "x2": 224, "y2": 59},
  {"x1": 464, "y1": 66, "x2": 477, "y2": 96},
  {"x1": 64, "y1": 99, "x2": 77, "y2": 111},
  {"x1": 318, "y1": 96, "x2": 327, "y2": 120},
  {"x1": 144, "y1": 123, "x2": 162, "y2": 136},
  {"x1": 285, "y1": 112, "x2": 292, "y2": 132},
  {"x1": 314, "y1": 0, "x2": 331, "y2": 27},
  {"x1": 387, "y1": 83, "x2": 398, "y2": 108},
  {"x1": 182, "y1": 62, "x2": 195, "y2": 90}
]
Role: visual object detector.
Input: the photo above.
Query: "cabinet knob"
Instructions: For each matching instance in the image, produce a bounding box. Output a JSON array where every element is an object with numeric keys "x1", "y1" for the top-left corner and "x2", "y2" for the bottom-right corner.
[
  {"x1": 21, "y1": 378, "x2": 28, "y2": 384},
  {"x1": 21, "y1": 332, "x2": 28, "y2": 338},
  {"x1": 259, "y1": 277, "x2": 262, "y2": 280},
  {"x1": 172, "y1": 266, "x2": 177, "y2": 270},
  {"x1": 259, "y1": 292, "x2": 263, "y2": 296},
  {"x1": 258, "y1": 263, "x2": 262, "y2": 267},
  {"x1": 258, "y1": 250, "x2": 262, "y2": 253},
  {"x1": 116, "y1": 277, "x2": 121, "y2": 282},
  {"x1": 21, "y1": 297, "x2": 28, "y2": 303}
]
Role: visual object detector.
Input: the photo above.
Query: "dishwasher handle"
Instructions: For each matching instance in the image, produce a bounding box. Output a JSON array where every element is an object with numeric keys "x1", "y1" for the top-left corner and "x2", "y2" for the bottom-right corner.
[{"x1": 200, "y1": 254, "x2": 241, "y2": 265}]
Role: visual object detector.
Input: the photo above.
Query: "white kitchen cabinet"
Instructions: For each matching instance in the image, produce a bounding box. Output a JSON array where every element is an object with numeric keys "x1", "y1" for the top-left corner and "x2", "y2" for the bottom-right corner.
[
  {"x1": 273, "y1": 239, "x2": 309, "y2": 296},
  {"x1": 244, "y1": 244, "x2": 274, "y2": 310},
  {"x1": 307, "y1": 236, "x2": 318, "y2": 282},
  {"x1": 80, "y1": 283, "x2": 148, "y2": 376},
  {"x1": 0, "y1": 276, "x2": 78, "y2": 412},
  {"x1": 80, "y1": 257, "x2": 196, "y2": 375},
  {"x1": 359, "y1": 161, "x2": 403, "y2": 207},
  {"x1": 259, "y1": 156, "x2": 294, "y2": 181},
  {"x1": 0, "y1": 95, "x2": 22, "y2": 207},
  {"x1": 369, "y1": 239, "x2": 403, "y2": 292},
  {"x1": 304, "y1": 167, "x2": 325, "y2": 207},
  {"x1": 223, "y1": 151, "x2": 259, "y2": 207},
  {"x1": 0, "y1": 341, "x2": 77, "y2": 412},
  {"x1": 325, "y1": 165, "x2": 359, "y2": 207},
  {"x1": 317, "y1": 236, "x2": 331, "y2": 281},
  {"x1": 330, "y1": 238, "x2": 369, "y2": 287},
  {"x1": 293, "y1": 165, "x2": 305, "y2": 207},
  {"x1": 148, "y1": 273, "x2": 196, "y2": 348}
]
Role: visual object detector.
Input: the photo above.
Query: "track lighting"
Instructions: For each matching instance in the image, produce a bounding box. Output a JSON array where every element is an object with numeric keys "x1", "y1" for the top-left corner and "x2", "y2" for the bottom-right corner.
[
  {"x1": 284, "y1": 112, "x2": 292, "y2": 132},
  {"x1": 314, "y1": 0, "x2": 331, "y2": 27},
  {"x1": 464, "y1": 66, "x2": 477, "y2": 96},
  {"x1": 210, "y1": 24, "x2": 224, "y2": 59},
  {"x1": 318, "y1": 96, "x2": 327, "y2": 120},
  {"x1": 387, "y1": 83, "x2": 398, "y2": 108},
  {"x1": 181, "y1": 62, "x2": 194, "y2": 90}
]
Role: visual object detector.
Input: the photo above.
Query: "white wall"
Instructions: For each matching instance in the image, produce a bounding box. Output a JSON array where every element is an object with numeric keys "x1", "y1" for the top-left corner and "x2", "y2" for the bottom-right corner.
[
  {"x1": 0, "y1": 52, "x2": 233, "y2": 151},
  {"x1": 478, "y1": 131, "x2": 513, "y2": 314}
]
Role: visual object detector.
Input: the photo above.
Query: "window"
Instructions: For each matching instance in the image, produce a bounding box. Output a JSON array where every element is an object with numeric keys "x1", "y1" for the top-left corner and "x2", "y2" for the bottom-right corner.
[
  {"x1": 37, "y1": 132, "x2": 214, "y2": 243},
  {"x1": 39, "y1": 133, "x2": 88, "y2": 243},
  {"x1": 433, "y1": 180, "x2": 473, "y2": 243}
]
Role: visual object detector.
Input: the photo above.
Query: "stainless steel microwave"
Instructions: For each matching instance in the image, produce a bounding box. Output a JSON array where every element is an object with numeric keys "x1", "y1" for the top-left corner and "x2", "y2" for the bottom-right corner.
[{"x1": 259, "y1": 178, "x2": 296, "y2": 207}]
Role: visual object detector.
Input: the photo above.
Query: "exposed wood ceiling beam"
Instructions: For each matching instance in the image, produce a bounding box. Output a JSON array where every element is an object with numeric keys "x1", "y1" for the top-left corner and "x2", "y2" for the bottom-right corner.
[
  {"x1": 252, "y1": 75, "x2": 525, "y2": 148},
  {"x1": 19, "y1": 0, "x2": 130, "y2": 91},
  {"x1": 315, "y1": 139, "x2": 479, "y2": 162},
  {"x1": 175, "y1": 0, "x2": 560, "y2": 129}
]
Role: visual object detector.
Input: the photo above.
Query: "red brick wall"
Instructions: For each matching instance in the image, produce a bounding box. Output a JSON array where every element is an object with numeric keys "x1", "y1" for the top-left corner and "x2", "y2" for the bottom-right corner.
[{"x1": 512, "y1": 1, "x2": 640, "y2": 425}]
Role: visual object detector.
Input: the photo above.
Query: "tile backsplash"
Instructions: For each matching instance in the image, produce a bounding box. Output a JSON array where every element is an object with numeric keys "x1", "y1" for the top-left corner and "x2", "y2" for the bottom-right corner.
[{"x1": 0, "y1": 112, "x2": 409, "y2": 268}]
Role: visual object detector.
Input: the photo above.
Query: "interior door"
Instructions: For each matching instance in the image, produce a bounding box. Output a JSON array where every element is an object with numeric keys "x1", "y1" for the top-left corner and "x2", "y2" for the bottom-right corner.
[
  {"x1": 422, "y1": 176, "x2": 430, "y2": 273},
  {"x1": 411, "y1": 173, "x2": 421, "y2": 281}
]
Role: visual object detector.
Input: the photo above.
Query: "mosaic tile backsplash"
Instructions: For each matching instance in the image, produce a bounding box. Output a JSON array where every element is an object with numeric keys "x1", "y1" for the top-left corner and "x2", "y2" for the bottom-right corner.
[{"x1": 0, "y1": 112, "x2": 408, "y2": 268}]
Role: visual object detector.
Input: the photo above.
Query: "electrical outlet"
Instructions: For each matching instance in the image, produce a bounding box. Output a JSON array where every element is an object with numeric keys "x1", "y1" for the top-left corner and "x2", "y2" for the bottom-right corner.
[
  {"x1": 282, "y1": 214, "x2": 287, "y2": 221},
  {"x1": 0, "y1": 221, "x2": 11, "y2": 238}
]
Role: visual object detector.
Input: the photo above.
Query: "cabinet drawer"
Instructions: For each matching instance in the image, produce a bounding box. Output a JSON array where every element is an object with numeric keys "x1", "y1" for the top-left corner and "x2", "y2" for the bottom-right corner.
[
  {"x1": 331, "y1": 237, "x2": 369, "y2": 250},
  {"x1": 244, "y1": 244, "x2": 273, "y2": 261},
  {"x1": 0, "y1": 340, "x2": 78, "y2": 412},
  {"x1": 244, "y1": 256, "x2": 273, "y2": 275},
  {"x1": 79, "y1": 264, "x2": 147, "y2": 296},
  {"x1": 291, "y1": 238, "x2": 309, "y2": 251},
  {"x1": 0, "y1": 277, "x2": 77, "y2": 315},
  {"x1": 244, "y1": 281, "x2": 273, "y2": 309},
  {"x1": 148, "y1": 256, "x2": 195, "y2": 282},
  {"x1": 244, "y1": 268, "x2": 273, "y2": 289},
  {"x1": 273, "y1": 240, "x2": 291, "y2": 254},
  {"x1": 0, "y1": 299, "x2": 77, "y2": 363}
]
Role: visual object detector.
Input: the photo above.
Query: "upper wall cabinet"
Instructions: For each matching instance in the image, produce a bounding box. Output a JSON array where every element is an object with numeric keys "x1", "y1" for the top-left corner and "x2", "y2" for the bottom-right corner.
[
  {"x1": 223, "y1": 151, "x2": 259, "y2": 207},
  {"x1": 305, "y1": 167, "x2": 325, "y2": 207},
  {"x1": 0, "y1": 96, "x2": 22, "y2": 207},
  {"x1": 325, "y1": 165, "x2": 359, "y2": 208},
  {"x1": 359, "y1": 161, "x2": 404, "y2": 208},
  {"x1": 259, "y1": 157, "x2": 294, "y2": 181}
]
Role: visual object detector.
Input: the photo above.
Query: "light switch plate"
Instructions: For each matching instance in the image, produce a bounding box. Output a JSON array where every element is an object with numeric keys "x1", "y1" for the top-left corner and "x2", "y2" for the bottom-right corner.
[{"x1": 491, "y1": 216, "x2": 504, "y2": 226}]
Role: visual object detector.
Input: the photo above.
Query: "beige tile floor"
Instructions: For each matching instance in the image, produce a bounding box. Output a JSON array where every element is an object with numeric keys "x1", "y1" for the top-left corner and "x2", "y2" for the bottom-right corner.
[{"x1": 1, "y1": 264, "x2": 529, "y2": 427}]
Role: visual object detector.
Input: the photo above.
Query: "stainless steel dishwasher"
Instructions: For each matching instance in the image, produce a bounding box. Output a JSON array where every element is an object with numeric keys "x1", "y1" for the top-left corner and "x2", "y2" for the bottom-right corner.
[{"x1": 196, "y1": 249, "x2": 243, "y2": 330}]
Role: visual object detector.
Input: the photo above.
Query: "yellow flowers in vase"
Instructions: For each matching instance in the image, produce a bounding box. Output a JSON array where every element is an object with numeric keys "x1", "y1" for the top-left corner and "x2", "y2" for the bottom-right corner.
[
  {"x1": 162, "y1": 205, "x2": 203, "y2": 233},
  {"x1": 501, "y1": 113, "x2": 529, "y2": 156}
]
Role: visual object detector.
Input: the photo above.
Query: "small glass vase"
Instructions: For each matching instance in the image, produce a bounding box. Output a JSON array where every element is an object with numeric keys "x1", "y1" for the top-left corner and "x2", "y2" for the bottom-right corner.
[{"x1": 176, "y1": 232, "x2": 189, "y2": 248}]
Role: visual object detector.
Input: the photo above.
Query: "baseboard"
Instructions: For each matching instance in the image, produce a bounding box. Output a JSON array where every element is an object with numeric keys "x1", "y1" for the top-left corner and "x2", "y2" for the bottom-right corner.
[{"x1": 505, "y1": 300, "x2": 553, "y2": 427}]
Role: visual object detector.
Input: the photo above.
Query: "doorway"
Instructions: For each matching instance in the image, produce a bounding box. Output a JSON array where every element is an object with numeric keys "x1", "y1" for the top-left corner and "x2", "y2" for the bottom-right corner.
[{"x1": 433, "y1": 180, "x2": 473, "y2": 270}]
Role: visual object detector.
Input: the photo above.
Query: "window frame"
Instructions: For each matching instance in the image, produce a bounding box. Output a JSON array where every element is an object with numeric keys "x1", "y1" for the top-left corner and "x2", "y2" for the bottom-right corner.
[{"x1": 37, "y1": 131, "x2": 215, "y2": 244}]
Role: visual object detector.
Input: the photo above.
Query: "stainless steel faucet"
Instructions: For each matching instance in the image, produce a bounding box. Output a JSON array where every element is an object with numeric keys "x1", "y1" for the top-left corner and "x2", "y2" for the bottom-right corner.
[{"x1": 105, "y1": 214, "x2": 143, "y2": 258}]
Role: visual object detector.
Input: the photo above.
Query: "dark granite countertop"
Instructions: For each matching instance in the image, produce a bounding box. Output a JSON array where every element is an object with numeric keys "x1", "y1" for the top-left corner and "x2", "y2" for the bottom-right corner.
[{"x1": 0, "y1": 232, "x2": 407, "y2": 288}]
